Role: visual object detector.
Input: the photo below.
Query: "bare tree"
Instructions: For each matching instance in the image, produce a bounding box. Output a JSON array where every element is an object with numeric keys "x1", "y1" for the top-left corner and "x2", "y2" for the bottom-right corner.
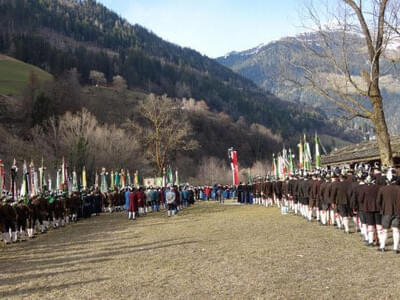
[
  {"x1": 127, "y1": 94, "x2": 199, "y2": 175},
  {"x1": 112, "y1": 75, "x2": 128, "y2": 91},
  {"x1": 194, "y1": 156, "x2": 232, "y2": 185},
  {"x1": 32, "y1": 108, "x2": 147, "y2": 181},
  {"x1": 89, "y1": 70, "x2": 107, "y2": 86},
  {"x1": 282, "y1": 0, "x2": 400, "y2": 165}
]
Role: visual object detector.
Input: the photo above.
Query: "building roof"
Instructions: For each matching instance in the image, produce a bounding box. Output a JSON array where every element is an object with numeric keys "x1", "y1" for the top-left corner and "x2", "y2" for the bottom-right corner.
[{"x1": 322, "y1": 135, "x2": 400, "y2": 166}]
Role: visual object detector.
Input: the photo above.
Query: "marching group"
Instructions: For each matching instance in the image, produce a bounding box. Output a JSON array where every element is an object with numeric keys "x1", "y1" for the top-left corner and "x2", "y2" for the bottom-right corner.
[
  {"x1": 244, "y1": 164, "x2": 400, "y2": 253},
  {"x1": 0, "y1": 184, "x2": 197, "y2": 245}
]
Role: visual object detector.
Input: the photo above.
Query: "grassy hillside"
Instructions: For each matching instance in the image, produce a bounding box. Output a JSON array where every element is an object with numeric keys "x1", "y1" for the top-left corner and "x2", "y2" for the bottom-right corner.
[{"x1": 0, "y1": 54, "x2": 52, "y2": 96}]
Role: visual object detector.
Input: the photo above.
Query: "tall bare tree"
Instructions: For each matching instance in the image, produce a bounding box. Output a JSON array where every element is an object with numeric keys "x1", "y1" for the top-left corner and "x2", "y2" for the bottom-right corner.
[
  {"x1": 282, "y1": 0, "x2": 400, "y2": 165},
  {"x1": 128, "y1": 94, "x2": 198, "y2": 175}
]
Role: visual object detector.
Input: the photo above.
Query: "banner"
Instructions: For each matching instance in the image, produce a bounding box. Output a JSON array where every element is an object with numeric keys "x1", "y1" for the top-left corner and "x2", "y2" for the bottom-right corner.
[
  {"x1": 120, "y1": 169, "x2": 125, "y2": 188},
  {"x1": 0, "y1": 159, "x2": 4, "y2": 193},
  {"x1": 95, "y1": 170, "x2": 99, "y2": 188},
  {"x1": 127, "y1": 170, "x2": 131, "y2": 186},
  {"x1": 100, "y1": 168, "x2": 108, "y2": 193},
  {"x1": 29, "y1": 161, "x2": 36, "y2": 197},
  {"x1": 155, "y1": 177, "x2": 163, "y2": 187},
  {"x1": 304, "y1": 135, "x2": 312, "y2": 172},
  {"x1": 297, "y1": 138, "x2": 303, "y2": 170},
  {"x1": 229, "y1": 149, "x2": 239, "y2": 186},
  {"x1": 20, "y1": 161, "x2": 29, "y2": 198},
  {"x1": 166, "y1": 167, "x2": 173, "y2": 185},
  {"x1": 72, "y1": 170, "x2": 78, "y2": 192},
  {"x1": 144, "y1": 177, "x2": 155, "y2": 187},
  {"x1": 134, "y1": 170, "x2": 139, "y2": 187},
  {"x1": 315, "y1": 133, "x2": 321, "y2": 169},
  {"x1": 10, "y1": 159, "x2": 18, "y2": 200},
  {"x1": 48, "y1": 175, "x2": 52, "y2": 192},
  {"x1": 110, "y1": 170, "x2": 115, "y2": 190},
  {"x1": 162, "y1": 168, "x2": 166, "y2": 187},
  {"x1": 82, "y1": 166, "x2": 87, "y2": 190},
  {"x1": 175, "y1": 170, "x2": 179, "y2": 186}
]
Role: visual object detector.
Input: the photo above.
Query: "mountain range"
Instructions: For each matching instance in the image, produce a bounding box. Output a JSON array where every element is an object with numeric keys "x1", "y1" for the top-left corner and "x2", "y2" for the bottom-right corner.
[{"x1": 217, "y1": 32, "x2": 400, "y2": 134}]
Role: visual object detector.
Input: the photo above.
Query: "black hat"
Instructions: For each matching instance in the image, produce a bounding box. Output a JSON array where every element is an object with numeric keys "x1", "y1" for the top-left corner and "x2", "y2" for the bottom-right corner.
[{"x1": 372, "y1": 162, "x2": 380, "y2": 170}]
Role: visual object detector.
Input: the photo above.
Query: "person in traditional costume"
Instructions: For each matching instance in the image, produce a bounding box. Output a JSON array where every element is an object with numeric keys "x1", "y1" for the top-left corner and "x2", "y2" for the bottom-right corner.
[
  {"x1": 166, "y1": 185, "x2": 176, "y2": 217},
  {"x1": 376, "y1": 169, "x2": 400, "y2": 252},
  {"x1": 128, "y1": 187, "x2": 137, "y2": 220}
]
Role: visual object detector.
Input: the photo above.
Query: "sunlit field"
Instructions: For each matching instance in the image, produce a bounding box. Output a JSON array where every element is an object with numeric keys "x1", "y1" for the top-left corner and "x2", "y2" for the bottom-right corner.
[{"x1": 1, "y1": 201, "x2": 400, "y2": 299}]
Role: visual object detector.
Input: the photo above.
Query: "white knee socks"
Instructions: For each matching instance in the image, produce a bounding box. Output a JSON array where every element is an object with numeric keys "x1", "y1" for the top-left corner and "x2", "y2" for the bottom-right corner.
[
  {"x1": 393, "y1": 227, "x2": 399, "y2": 251},
  {"x1": 329, "y1": 210, "x2": 335, "y2": 225},
  {"x1": 380, "y1": 229, "x2": 388, "y2": 250},
  {"x1": 343, "y1": 217, "x2": 349, "y2": 233},
  {"x1": 321, "y1": 211, "x2": 326, "y2": 225},
  {"x1": 368, "y1": 226, "x2": 375, "y2": 244}
]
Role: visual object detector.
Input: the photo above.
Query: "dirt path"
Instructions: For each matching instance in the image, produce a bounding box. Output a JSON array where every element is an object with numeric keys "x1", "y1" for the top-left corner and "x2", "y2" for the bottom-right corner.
[{"x1": 1, "y1": 202, "x2": 400, "y2": 299}]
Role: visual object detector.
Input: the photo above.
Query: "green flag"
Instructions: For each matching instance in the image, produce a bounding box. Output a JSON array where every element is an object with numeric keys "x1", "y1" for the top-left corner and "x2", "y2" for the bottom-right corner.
[
  {"x1": 110, "y1": 170, "x2": 115, "y2": 190},
  {"x1": 167, "y1": 167, "x2": 173, "y2": 184},
  {"x1": 175, "y1": 169, "x2": 179, "y2": 186},
  {"x1": 248, "y1": 168, "x2": 252, "y2": 183},
  {"x1": 304, "y1": 135, "x2": 312, "y2": 172},
  {"x1": 315, "y1": 133, "x2": 321, "y2": 169}
]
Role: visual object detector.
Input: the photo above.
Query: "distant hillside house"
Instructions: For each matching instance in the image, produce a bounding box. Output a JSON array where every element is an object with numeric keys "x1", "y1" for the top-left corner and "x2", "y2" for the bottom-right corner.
[{"x1": 322, "y1": 136, "x2": 400, "y2": 167}]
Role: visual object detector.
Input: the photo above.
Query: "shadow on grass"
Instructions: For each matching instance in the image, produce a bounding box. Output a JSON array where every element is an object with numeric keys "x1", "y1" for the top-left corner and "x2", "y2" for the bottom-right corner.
[
  {"x1": 0, "y1": 267, "x2": 94, "y2": 287},
  {"x1": 0, "y1": 239, "x2": 199, "y2": 274},
  {"x1": 0, "y1": 277, "x2": 109, "y2": 298}
]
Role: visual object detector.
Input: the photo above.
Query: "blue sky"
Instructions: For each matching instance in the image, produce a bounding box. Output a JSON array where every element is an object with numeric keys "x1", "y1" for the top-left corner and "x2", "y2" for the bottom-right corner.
[{"x1": 98, "y1": 0, "x2": 306, "y2": 58}]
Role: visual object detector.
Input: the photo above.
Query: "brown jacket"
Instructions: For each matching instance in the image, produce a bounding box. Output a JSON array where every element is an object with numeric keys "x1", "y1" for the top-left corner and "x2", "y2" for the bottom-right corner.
[
  {"x1": 376, "y1": 185, "x2": 400, "y2": 216},
  {"x1": 358, "y1": 184, "x2": 381, "y2": 212}
]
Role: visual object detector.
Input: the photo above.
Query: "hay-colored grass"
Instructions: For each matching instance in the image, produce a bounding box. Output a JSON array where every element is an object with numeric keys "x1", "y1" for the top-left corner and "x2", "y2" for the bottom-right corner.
[{"x1": 1, "y1": 201, "x2": 400, "y2": 299}]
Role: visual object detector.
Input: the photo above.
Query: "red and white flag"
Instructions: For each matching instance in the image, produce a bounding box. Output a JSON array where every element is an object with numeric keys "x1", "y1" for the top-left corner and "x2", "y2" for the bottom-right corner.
[{"x1": 229, "y1": 149, "x2": 239, "y2": 186}]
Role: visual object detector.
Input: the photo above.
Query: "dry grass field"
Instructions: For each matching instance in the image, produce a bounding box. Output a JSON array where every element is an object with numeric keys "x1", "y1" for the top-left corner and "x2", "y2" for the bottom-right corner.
[{"x1": 1, "y1": 201, "x2": 400, "y2": 299}]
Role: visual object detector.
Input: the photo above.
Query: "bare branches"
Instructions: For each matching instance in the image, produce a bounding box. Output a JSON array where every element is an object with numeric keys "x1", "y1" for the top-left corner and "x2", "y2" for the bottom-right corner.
[
  {"x1": 279, "y1": 0, "x2": 395, "y2": 164},
  {"x1": 128, "y1": 94, "x2": 199, "y2": 175}
]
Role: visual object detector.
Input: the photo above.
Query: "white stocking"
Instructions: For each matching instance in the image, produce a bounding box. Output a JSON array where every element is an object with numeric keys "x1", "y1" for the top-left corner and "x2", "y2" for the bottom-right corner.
[
  {"x1": 380, "y1": 229, "x2": 388, "y2": 249},
  {"x1": 362, "y1": 224, "x2": 368, "y2": 240},
  {"x1": 393, "y1": 227, "x2": 399, "y2": 251},
  {"x1": 368, "y1": 226, "x2": 375, "y2": 244},
  {"x1": 343, "y1": 217, "x2": 349, "y2": 233}
]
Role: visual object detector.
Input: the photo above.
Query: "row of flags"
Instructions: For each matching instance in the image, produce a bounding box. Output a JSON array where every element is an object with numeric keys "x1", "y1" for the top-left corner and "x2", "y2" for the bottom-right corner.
[
  {"x1": 1, "y1": 156, "x2": 171, "y2": 200},
  {"x1": 1, "y1": 156, "x2": 183, "y2": 200},
  {"x1": 272, "y1": 133, "x2": 322, "y2": 179}
]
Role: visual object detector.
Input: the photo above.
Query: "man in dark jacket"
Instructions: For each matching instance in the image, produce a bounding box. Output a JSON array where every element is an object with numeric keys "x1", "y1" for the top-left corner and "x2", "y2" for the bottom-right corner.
[
  {"x1": 310, "y1": 174, "x2": 322, "y2": 223},
  {"x1": 319, "y1": 176, "x2": 328, "y2": 225},
  {"x1": 334, "y1": 175, "x2": 352, "y2": 233},
  {"x1": 376, "y1": 170, "x2": 400, "y2": 252},
  {"x1": 358, "y1": 178, "x2": 382, "y2": 247},
  {"x1": 265, "y1": 178, "x2": 273, "y2": 207},
  {"x1": 274, "y1": 179, "x2": 283, "y2": 208},
  {"x1": 300, "y1": 176, "x2": 312, "y2": 220}
]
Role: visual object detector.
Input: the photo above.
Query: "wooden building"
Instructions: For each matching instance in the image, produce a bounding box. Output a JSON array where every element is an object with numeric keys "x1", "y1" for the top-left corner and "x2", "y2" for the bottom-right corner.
[{"x1": 322, "y1": 136, "x2": 400, "y2": 167}]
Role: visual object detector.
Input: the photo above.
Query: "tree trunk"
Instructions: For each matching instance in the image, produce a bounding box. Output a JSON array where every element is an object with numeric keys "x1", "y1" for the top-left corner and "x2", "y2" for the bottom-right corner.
[{"x1": 372, "y1": 98, "x2": 393, "y2": 166}]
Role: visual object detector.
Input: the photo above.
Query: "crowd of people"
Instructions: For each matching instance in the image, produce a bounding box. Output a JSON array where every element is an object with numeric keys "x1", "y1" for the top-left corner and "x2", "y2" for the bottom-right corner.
[
  {"x1": 243, "y1": 163, "x2": 400, "y2": 253},
  {"x1": 193, "y1": 185, "x2": 235, "y2": 202},
  {"x1": 3, "y1": 160, "x2": 400, "y2": 254},
  {"x1": 0, "y1": 184, "x2": 197, "y2": 245}
]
